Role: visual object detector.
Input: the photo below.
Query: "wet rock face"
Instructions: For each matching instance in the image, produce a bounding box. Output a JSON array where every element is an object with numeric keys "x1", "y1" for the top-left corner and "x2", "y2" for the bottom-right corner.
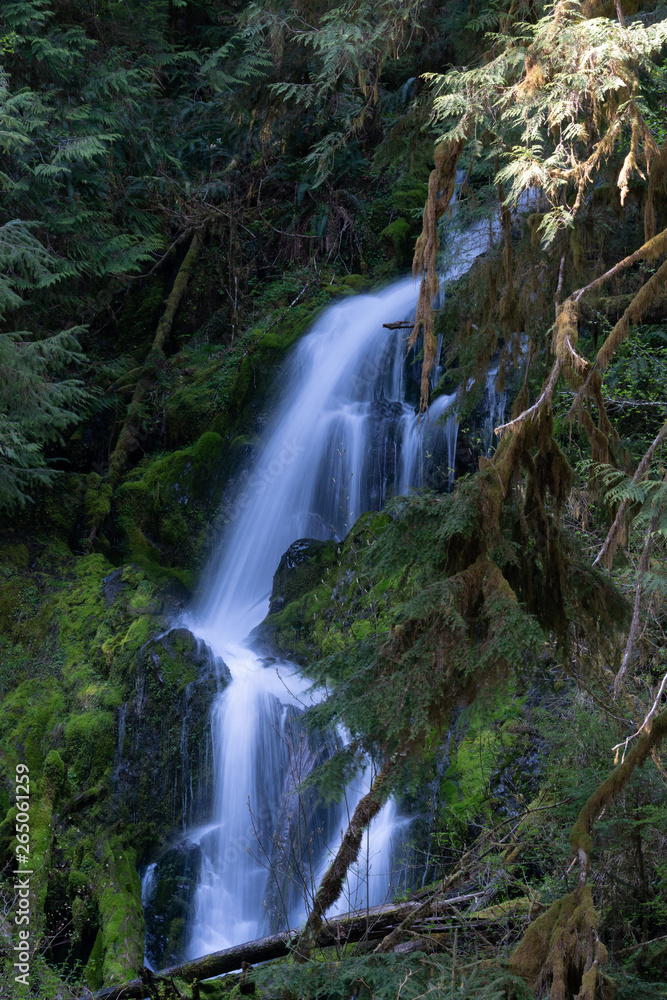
[
  {"x1": 143, "y1": 840, "x2": 202, "y2": 969},
  {"x1": 365, "y1": 397, "x2": 406, "y2": 506},
  {"x1": 113, "y1": 628, "x2": 229, "y2": 856},
  {"x1": 267, "y1": 538, "x2": 337, "y2": 615}
]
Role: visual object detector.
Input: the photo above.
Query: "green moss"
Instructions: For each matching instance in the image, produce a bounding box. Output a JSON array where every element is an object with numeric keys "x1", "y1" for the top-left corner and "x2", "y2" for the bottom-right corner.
[
  {"x1": 42, "y1": 749, "x2": 65, "y2": 801},
  {"x1": 128, "y1": 579, "x2": 158, "y2": 613},
  {"x1": 452, "y1": 729, "x2": 501, "y2": 821},
  {"x1": 57, "y1": 554, "x2": 112, "y2": 670},
  {"x1": 0, "y1": 678, "x2": 65, "y2": 774},
  {"x1": 340, "y1": 273, "x2": 372, "y2": 292},
  {"x1": 0, "y1": 542, "x2": 29, "y2": 569},
  {"x1": 381, "y1": 217, "x2": 413, "y2": 267},
  {"x1": 64, "y1": 710, "x2": 115, "y2": 787},
  {"x1": 116, "y1": 431, "x2": 227, "y2": 578},
  {"x1": 98, "y1": 840, "x2": 144, "y2": 984},
  {"x1": 84, "y1": 473, "x2": 113, "y2": 530},
  {"x1": 85, "y1": 929, "x2": 105, "y2": 990}
]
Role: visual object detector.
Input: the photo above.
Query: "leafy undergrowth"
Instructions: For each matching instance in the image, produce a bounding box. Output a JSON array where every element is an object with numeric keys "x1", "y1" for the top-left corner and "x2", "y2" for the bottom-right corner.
[{"x1": 251, "y1": 952, "x2": 534, "y2": 1000}]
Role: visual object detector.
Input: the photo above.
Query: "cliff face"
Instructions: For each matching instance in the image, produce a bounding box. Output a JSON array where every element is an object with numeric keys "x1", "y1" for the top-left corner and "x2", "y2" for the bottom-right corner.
[
  {"x1": 0, "y1": 277, "x2": 377, "y2": 991},
  {"x1": 0, "y1": 543, "x2": 223, "y2": 988}
]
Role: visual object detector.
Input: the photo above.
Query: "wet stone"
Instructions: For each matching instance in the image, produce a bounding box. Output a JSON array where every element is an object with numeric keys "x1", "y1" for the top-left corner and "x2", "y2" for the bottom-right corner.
[{"x1": 143, "y1": 840, "x2": 203, "y2": 969}]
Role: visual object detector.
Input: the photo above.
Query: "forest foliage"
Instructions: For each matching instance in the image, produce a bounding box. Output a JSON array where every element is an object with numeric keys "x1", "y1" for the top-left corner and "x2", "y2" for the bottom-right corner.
[{"x1": 0, "y1": 0, "x2": 667, "y2": 998}]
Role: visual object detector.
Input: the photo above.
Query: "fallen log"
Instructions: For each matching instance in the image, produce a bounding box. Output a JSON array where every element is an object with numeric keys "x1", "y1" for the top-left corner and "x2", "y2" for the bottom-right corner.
[
  {"x1": 90, "y1": 895, "x2": 479, "y2": 1000},
  {"x1": 382, "y1": 321, "x2": 413, "y2": 329}
]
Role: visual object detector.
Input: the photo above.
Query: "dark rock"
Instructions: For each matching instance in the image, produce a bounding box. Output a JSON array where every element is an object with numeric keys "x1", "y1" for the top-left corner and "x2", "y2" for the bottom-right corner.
[
  {"x1": 143, "y1": 840, "x2": 202, "y2": 970},
  {"x1": 267, "y1": 538, "x2": 337, "y2": 616},
  {"x1": 113, "y1": 628, "x2": 229, "y2": 857},
  {"x1": 103, "y1": 567, "x2": 126, "y2": 607}
]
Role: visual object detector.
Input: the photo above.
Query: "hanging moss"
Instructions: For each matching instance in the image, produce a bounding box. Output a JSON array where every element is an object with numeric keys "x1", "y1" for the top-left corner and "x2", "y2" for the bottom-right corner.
[{"x1": 510, "y1": 885, "x2": 611, "y2": 1000}]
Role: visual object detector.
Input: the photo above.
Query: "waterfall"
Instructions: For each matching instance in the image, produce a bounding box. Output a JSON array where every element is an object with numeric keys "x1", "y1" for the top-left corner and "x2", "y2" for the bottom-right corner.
[
  {"x1": 481, "y1": 363, "x2": 507, "y2": 457},
  {"x1": 177, "y1": 219, "x2": 504, "y2": 959},
  {"x1": 141, "y1": 864, "x2": 157, "y2": 970},
  {"x1": 184, "y1": 278, "x2": 424, "y2": 958}
]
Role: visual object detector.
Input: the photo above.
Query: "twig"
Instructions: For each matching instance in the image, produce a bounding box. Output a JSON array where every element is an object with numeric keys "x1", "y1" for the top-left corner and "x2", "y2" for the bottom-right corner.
[
  {"x1": 612, "y1": 668, "x2": 667, "y2": 761},
  {"x1": 613, "y1": 504, "x2": 661, "y2": 697},
  {"x1": 554, "y1": 252, "x2": 566, "y2": 315},
  {"x1": 594, "y1": 420, "x2": 667, "y2": 567},
  {"x1": 615, "y1": 932, "x2": 667, "y2": 957}
]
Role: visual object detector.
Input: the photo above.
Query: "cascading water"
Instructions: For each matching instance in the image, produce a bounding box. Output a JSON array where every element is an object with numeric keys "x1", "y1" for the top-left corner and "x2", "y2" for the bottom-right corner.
[
  {"x1": 179, "y1": 217, "x2": 501, "y2": 960},
  {"x1": 481, "y1": 363, "x2": 507, "y2": 457},
  {"x1": 184, "y1": 278, "x2": 424, "y2": 958}
]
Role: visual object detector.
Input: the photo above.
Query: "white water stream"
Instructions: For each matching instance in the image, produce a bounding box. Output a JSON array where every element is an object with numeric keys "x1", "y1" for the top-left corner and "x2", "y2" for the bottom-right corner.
[{"x1": 177, "y1": 217, "x2": 499, "y2": 960}]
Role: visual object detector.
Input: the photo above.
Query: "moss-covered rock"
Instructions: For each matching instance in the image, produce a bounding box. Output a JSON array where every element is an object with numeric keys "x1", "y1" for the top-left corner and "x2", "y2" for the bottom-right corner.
[
  {"x1": 381, "y1": 218, "x2": 413, "y2": 268},
  {"x1": 0, "y1": 536, "x2": 226, "y2": 987},
  {"x1": 143, "y1": 840, "x2": 202, "y2": 969},
  {"x1": 115, "y1": 431, "x2": 229, "y2": 590},
  {"x1": 113, "y1": 628, "x2": 227, "y2": 853},
  {"x1": 268, "y1": 538, "x2": 338, "y2": 615},
  {"x1": 253, "y1": 538, "x2": 338, "y2": 662},
  {"x1": 65, "y1": 710, "x2": 116, "y2": 788},
  {"x1": 98, "y1": 839, "x2": 144, "y2": 985},
  {"x1": 42, "y1": 749, "x2": 65, "y2": 802}
]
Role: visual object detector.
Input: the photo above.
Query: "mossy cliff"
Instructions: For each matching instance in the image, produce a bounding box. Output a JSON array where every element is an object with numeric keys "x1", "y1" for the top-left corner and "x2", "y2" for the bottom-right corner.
[
  {"x1": 252, "y1": 484, "x2": 667, "y2": 999},
  {"x1": 0, "y1": 536, "x2": 230, "y2": 991},
  {"x1": 0, "y1": 275, "x2": 380, "y2": 994}
]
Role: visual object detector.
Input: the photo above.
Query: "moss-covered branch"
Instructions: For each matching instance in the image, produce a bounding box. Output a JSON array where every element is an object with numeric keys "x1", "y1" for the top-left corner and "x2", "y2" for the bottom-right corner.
[{"x1": 293, "y1": 757, "x2": 397, "y2": 962}]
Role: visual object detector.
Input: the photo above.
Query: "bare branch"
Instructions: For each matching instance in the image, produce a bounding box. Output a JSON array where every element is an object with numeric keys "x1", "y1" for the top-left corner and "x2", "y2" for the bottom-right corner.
[
  {"x1": 613, "y1": 513, "x2": 656, "y2": 698},
  {"x1": 594, "y1": 420, "x2": 667, "y2": 568},
  {"x1": 495, "y1": 359, "x2": 561, "y2": 438},
  {"x1": 612, "y1": 668, "x2": 667, "y2": 761}
]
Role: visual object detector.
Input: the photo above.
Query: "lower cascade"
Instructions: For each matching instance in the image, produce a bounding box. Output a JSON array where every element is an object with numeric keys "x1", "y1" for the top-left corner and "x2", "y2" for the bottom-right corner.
[{"x1": 160, "y1": 247, "x2": 500, "y2": 962}]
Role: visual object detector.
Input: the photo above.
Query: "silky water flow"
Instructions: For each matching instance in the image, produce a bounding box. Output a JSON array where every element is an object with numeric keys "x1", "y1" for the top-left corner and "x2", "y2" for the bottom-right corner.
[{"x1": 151, "y1": 216, "x2": 501, "y2": 961}]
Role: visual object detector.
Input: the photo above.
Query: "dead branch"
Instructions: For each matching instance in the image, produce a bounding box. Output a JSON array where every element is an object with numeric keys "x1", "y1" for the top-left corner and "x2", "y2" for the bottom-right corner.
[
  {"x1": 612, "y1": 668, "x2": 667, "y2": 761},
  {"x1": 294, "y1": 758, "x2": 396, "y2": 961},
  {"x1": 494, "y1": 359, "x2": 562, "y2": 438},
  {"x1": 594, "y1": 419, "x2": 667, "y2": 568},
  {"x1": 613, "y1": 511, "x2": 659, "y2": 698}
]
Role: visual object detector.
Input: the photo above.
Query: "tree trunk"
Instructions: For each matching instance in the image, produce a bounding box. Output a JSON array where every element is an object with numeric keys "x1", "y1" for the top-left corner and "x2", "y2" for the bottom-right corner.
[
  {"x1": 293, "y1": 758, "x2": 395, "y2": 962},
  {"x1": 107, "y1": 226, "x2": 205, "y2": 485},
  {"x1": 86, "y1": 226, "x2": 205, "y2": 547}
]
